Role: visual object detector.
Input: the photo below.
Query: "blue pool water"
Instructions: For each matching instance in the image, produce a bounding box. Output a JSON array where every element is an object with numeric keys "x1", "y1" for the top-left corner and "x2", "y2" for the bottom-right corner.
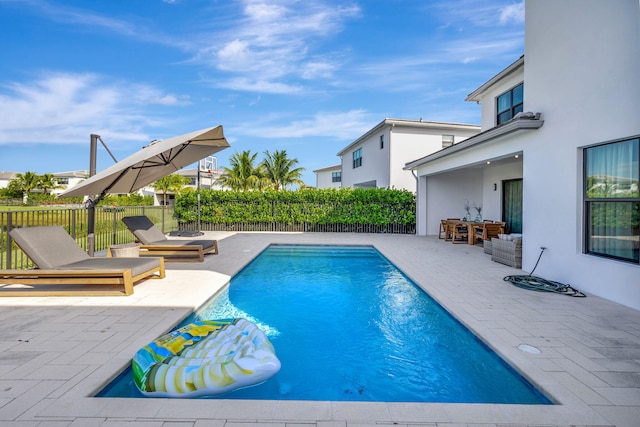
[{"x1": 98, "y1": 245, "x2": 551, "y2": 404}]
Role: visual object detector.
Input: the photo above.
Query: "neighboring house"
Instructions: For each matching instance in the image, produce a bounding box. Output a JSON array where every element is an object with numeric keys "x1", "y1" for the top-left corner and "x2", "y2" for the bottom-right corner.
[
  {"x1": 1, "y1": 170, "x2": 88, "y2": 196},
  {"x1": 176, "y1": 168, "x2": 224, "y2": 191},
  {"x1": 142, "y1": 168, "x2": 225, "y2": 206},
  {"x1": 0, "y1": 172, "x2": 18, "y2": 189},
  {"x1": 405, "y1": 0, "x2": 640, "y2": 310},
  {"x1": 51, "y1": 170, "x2": 89, "y2": 196},
  {"x1": 313, "y1": 164, "x2": 342, "y2": 189},
  {"x1": 336, "y1": 119, "x2": 480, "y2": 191}
]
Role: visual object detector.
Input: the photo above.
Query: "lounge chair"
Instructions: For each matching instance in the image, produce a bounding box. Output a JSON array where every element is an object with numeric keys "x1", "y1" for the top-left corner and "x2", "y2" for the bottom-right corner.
[
  {"x1": 0, "y1": 226, "x2": 165, "y2": 296},
  {"x1": 121, "y1": 216, "x2": 218, "y2": 262}
]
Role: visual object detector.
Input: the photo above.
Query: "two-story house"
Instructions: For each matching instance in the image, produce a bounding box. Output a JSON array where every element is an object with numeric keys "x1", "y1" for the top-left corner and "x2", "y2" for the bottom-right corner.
[
  {"x1": 405, "y1": 0, "x2": 640, "y2": 310},
  {"x1": 327, "y1": 119, "x2": 480, "y2": 191},
  {"x1": 313, "y1": 164, "x2": 342, "y2": 189},
  {"x1": 51, "y1": 170, "x2": 89, "y2": 196}
]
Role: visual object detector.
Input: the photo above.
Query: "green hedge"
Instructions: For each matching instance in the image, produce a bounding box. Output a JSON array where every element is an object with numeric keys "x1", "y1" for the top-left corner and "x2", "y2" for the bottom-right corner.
[{"x1": 174, "y1": 188, "x2": 416, "y2": 229}]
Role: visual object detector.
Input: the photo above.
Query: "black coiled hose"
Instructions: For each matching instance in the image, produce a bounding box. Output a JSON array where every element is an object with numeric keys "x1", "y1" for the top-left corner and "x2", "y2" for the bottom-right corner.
[{"x1": 503, "y1": 247, "x2": 586, "y2": 297}]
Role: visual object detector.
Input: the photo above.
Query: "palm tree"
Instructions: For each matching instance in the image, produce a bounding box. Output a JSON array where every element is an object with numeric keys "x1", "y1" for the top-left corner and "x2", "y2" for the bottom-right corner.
[
  {"x1": 261, "y1": 150, "x2": 305, "y2": 190},
  {"x1": 11, "y1": 171, "x2": 41, "y2": 203},
  {"x1": 38, "y1": 174, "x2": 61, "y2": 194},
  {"x1": 216, "y1": 151, "x2": 270, "y2": 191},
  {"x1": 152, "y1": 174, "x2": 191, "y2": 207}
]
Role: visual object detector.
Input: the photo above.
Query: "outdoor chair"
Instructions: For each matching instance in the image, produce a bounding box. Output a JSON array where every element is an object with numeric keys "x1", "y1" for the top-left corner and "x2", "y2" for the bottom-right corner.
[
  {"x1": 451, "y1": 222, "x2": 469, "y2": 244},
  {"x1": 121, "y1": 216, "x2": 219, "y2": 262},
  {"x1": 439, "y1": 218, "x2": 460, "y2": 240},
  {"x1": 473, "y1": 222, "x2": 505, "y2": 245},
  {"x1": 0, "y1": 226, "x2": 165, "y2": 296}
]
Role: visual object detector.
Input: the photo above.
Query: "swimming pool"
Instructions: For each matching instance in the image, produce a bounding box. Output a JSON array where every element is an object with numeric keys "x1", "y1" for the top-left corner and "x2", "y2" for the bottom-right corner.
[{"x1": 99, "y1": 244, "x2": 551, "y2": 404}]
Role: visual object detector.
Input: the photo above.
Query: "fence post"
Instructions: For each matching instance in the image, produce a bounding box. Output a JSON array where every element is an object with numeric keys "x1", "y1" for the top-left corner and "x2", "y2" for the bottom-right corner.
[
  {"x1": 5, "y1": 212, "x2": 12, "y2": 269},
  {"x1": 71, "y1": 209, "x2": 76, "y2": 238},
  {"x1": 112, "y1": 209, "x2": 118, "y2": 245}
]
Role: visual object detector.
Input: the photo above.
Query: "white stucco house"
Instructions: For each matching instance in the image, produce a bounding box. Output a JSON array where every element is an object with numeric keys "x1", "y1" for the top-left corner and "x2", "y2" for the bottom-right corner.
[
  {"x1": 137, "y1": 168, "x2": 225, "y2": 206},
  {"x1": 51, "y1": 170, "x2": 89, "y2": 196},
  {"x1": 0, "y1": 172, "x2": 18, "y2": 190},
  {"x1": 405, "y1": 0, "x2": 640, "y2": 311},
  {"x1": 334, "y1": 119, "x2": 480, "y2": 191},
  {"x1": 313, "y1": 164, "x2": 342, "y2": 189}
]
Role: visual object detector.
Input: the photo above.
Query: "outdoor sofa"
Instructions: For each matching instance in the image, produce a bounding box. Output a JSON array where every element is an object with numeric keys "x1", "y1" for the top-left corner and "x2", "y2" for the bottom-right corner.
[
  {"x1": 121, "y1": 216, "x2": 218, "y2": 262},
  {"x1": 0, "y1": 226, "x2": 165, "y2": 296}
]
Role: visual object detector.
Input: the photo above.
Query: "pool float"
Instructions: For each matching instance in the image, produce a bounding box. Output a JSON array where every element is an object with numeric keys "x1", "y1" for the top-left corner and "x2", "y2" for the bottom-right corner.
[{"x1": 132, "y1": 318, "x2": 281, "y2": 397}]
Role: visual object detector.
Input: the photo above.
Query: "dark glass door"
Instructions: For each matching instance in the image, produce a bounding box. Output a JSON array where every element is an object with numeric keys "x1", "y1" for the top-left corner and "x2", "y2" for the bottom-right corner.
[{"x1": 503, "y1": 179, "x2": 523, "y2": 233}]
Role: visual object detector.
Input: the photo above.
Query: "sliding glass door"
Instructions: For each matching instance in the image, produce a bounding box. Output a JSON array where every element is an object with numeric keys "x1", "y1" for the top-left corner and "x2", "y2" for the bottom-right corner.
[{"x1": 503, "y1": 179, "x2": 523, "y2": 233}]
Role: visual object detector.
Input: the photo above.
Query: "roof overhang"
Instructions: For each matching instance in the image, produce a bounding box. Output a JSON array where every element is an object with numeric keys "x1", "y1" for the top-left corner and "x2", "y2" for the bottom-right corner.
[
  {"x1": 465, "y1": 56, "x2": 525, "y2": 103},
  {"x1": 313, "y1": 164, "x2": 342, "y2": 173},
  {"x1": 336, "y1": 118, "x2": 480, "y2": 157},
  {"x1": 404, "y1": 113, "x2": 543, "y2": 170}
]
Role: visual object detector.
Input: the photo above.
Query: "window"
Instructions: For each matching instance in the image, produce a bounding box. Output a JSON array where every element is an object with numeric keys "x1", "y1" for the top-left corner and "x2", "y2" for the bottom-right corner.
[
  {"x1": 55, "y1": 177, "x2": 69, "y2": 185},
  {"x1": 380, "y1": 135, "x2": 384, "y2": 149},
  {"x1": 442, "y1": 134, "x2": 454, "y2": 148},
  {"x1": 584, "y1": 136, "x2": 640, "y2": 263},
  {"x1": 353, "y1": 148, "x2": 362, "y2": 168},
  {"x1": 496, "y1": 83, "x2": 523, "y2": 125},
  {"x1": 332, "y1": 171, "x2": 341, "y2": 182}
]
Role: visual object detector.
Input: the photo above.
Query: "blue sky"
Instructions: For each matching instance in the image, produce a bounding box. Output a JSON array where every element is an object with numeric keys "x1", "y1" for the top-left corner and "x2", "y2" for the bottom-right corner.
[{"x1": 0, "y1": 0, "x2": 524, "y2": 186}]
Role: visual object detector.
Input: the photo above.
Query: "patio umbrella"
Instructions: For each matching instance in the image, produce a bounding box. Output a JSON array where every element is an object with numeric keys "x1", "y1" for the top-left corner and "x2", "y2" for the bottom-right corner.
[
  {"x1": 60, "y1": 126, "x2": 229, "y2": 198},
  {"x1": 59, "y1": 125, "x2": 230, "y2": 255}
]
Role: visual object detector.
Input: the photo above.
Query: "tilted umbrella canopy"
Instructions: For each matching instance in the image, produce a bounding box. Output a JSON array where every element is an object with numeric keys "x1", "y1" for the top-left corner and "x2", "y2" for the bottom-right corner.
[{"x1": 60, "y1": 125, "x2": 229, "y2": 198}]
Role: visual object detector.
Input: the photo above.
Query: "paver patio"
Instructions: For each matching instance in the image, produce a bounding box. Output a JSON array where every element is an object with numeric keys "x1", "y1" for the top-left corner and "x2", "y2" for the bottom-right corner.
[{"x1": 1, "y1": 232, "x2": 638, "y2": 427}]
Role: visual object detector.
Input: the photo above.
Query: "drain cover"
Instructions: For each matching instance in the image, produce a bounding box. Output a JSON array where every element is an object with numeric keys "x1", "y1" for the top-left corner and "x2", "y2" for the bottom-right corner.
[{"x1": 517, "y1": 344, "x2": 541, "y2": 354}]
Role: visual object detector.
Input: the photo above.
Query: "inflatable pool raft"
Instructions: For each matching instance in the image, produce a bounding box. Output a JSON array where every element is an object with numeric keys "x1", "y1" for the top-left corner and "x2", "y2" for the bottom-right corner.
[{"x1": 132, "y1": 318, "x2": 281, "y2": 397}]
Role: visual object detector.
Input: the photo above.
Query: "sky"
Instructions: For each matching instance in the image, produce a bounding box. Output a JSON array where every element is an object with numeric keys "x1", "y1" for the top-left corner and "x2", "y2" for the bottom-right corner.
[{"x1": 0, "y1": 0, "x2": 525, "y2": 187}]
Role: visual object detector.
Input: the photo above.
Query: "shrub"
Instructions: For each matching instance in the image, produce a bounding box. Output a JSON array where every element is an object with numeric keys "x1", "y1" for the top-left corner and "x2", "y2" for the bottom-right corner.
[{"x1": 174, "y1": 188, "x2": 416, "y2": 229}]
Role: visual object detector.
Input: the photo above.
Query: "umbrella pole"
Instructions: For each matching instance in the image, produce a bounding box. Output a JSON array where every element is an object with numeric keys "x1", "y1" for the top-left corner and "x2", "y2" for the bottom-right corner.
[
  {"x1": 197, "y1": 167, "x2": 201, "y2": 234},
  {"x1": 87, "y1": 203, "x2": 95, "y2": 257},
  {"x1": 88, "y1": 134, "x2": 99, "y2": 257}
]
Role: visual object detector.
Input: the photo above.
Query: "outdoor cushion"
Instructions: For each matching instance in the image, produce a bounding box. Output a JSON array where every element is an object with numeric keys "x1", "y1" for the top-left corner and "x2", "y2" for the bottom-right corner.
[
  {"x1": 122, "y1": 215, "x2": 216, "y2": 248},
  {"x1": 10, "y1": 226, "x2": 90, "y2": 269},
  {"x1": 121, "y1": 216, "x2": 167, "y2": 244},
  {"x1": 141, "y1": 239, "x2": 218, "y2": 249},
  {"x1": 61, "y1": 257, "x2": 163, "y2": 277}
]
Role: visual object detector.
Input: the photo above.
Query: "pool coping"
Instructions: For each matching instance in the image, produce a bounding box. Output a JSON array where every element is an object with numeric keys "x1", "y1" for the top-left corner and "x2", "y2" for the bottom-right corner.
[{"x1": 1, "y1": 232, "x2": 638, "y2": 426}]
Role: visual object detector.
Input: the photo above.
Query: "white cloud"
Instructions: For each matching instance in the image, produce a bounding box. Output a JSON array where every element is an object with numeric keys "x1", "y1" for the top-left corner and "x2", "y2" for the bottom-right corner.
[
  {"x1": 0, "y1": 72, "x2": 188, "y2": 145},
  {"x1": 16, "y1": 0, "x2": 190, "y2": 49},
  {"x1": 217, "y1": 77, "x2": 303, "y2": 94},
  {"x1": 196, "y1": 0, "x2": 360, "y2": 92},
  {"x1": 499, "y1": 2, "x2": 525, "y2": 24},
  {"x1": 431, "y1": 0, "x2": 524, "y2": 28},
  {"x1": 231, "y1": 109, "x2": 375, "y2": 140}
]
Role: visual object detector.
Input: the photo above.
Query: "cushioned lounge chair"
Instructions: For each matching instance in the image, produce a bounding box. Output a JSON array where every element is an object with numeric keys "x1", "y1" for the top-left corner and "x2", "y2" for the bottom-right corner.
[
  {"x1": 0, "y1": 226, "x2": 165, "y2": 296},
  {"x1": 121, "y1": 216, "x2": 218, "y2": 262}
]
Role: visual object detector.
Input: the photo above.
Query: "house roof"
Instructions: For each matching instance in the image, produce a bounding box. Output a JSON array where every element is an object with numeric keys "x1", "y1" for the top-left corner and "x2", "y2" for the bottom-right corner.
[
  {"x1": 465, "y1": 55, "x2": 524, "y2": 103},
  {"x1": 313, "y1": 164, "x2": 341, "y2": 173},
  {"x1": 0, "y1": 172, "x2": 18, "y2": 180},
  {"x1": 403, "y1": 113, "x2": 543, "y2": 170},
  {"x1": 53, "y1": 170, "x2": 89, "y2": 178},
  {"x1": 336, "y1": 118, "x2": 480, "y2": 156}
]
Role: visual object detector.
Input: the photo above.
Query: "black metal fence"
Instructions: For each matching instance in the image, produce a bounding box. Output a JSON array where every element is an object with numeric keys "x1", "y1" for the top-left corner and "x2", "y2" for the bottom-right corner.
[
  {"x1": 1, "y1": 206, "x2": 176, "y2": 270},
  {"x1": 2, "y1": 201, "x2": 415, "y2": 270},
  {"x1": 191, "y1": 221, "x2": 414, "y2": 234}
]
